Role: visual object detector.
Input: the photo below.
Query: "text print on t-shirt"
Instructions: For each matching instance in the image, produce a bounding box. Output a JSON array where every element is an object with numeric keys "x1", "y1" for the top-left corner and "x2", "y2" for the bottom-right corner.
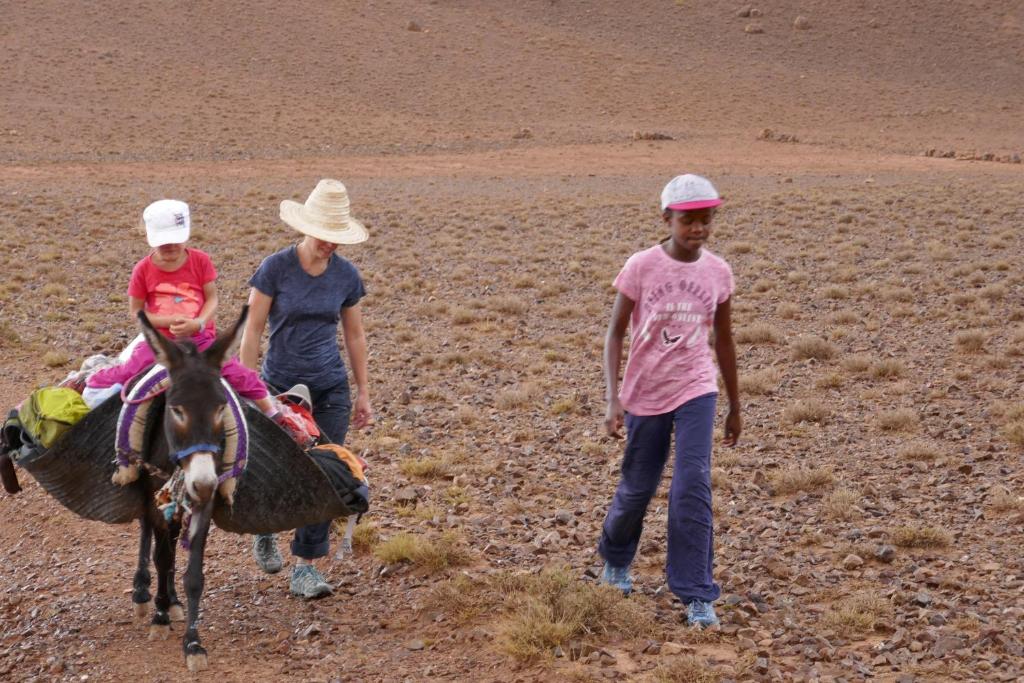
[{"x1": 637, "y1": 278, "x2": 715, "y2": 351}]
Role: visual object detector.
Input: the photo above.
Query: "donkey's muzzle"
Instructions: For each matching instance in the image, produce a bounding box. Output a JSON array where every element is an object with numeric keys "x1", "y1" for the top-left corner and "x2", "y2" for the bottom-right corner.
[{"x1": 184, "y1": 452, "x2": 218, "y2": 505}]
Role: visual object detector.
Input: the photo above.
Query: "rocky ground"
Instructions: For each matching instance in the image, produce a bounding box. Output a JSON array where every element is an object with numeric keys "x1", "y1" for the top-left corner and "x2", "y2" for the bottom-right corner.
[{"x1": 1, "y1": 2, "x2": 1023, "y2": 681}]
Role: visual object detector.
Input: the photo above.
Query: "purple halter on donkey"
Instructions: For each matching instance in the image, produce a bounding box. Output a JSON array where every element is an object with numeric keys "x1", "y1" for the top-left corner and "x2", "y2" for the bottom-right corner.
[{"x1": 125, "y1": 305, "x2": 250, "y2": 672}]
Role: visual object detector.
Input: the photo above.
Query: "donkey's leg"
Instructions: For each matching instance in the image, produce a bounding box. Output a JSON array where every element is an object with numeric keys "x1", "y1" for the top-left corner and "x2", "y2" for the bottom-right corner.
[
  {"x1": 132, "y1": 516, "x2": 153, "y2": 621},
  {"x1": 148, "y1": 520, "x2": 175, "y2": 641},
  {"x1": 182, "y1": 504, "x2": 213, "y2": 672},
  {"x1": 167, "y1": 519, "x2": 185, "y2": 622}
]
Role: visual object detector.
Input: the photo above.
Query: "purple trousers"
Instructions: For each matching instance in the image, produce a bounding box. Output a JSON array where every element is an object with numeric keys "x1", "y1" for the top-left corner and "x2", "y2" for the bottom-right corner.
[{"x1": 598, "y1": 392, "x2": 721, "y2": 604}]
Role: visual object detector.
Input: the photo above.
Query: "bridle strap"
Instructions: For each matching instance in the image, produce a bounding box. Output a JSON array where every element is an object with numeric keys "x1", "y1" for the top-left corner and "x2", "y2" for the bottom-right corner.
[{"x1": 170, "y1": 443, "x2": 222, "y2": 463}]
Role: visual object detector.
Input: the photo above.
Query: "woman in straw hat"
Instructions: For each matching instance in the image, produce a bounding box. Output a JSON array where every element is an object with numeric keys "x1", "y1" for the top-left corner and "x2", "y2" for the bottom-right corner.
[{"x1": 240, "y1": 179, "x2": 373, "y2": 599}]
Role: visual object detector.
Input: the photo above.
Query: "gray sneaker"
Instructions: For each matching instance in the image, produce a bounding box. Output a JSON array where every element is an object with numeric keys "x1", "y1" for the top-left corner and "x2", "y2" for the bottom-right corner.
[
  {"x1": 252, "y1": 534, "x2": 283, "y2": 574},
  {"x1": 289, "y1": 564, "x2": 333, "y2": 599}
]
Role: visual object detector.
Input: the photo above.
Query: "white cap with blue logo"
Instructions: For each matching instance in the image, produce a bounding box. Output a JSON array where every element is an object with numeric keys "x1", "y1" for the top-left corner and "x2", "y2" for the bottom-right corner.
[{"x1": 143, "y1": 199, "x2": 190, "y2": 247}]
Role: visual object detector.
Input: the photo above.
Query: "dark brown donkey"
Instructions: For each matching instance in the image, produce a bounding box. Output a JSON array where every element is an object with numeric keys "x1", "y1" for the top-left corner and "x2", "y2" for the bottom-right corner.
[{"x1": 131, "y1": 306, "x2": 248, "y2": 672}]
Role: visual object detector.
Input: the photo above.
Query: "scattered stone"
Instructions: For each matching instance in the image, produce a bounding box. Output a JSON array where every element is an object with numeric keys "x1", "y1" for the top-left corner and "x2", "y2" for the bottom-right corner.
[
  {"x1": 632, "y1": 130, "x2": 674, "y2": 141},
  {"x1": 758, "y1": 128, "x2": 799, "y2": 143},
  {"x1": 875, "y1": 545, "x2": 896, "y2": 563},
  {"x1": 554, "y1": 509, "x2": 573, "y2": 525},
  {"x1": 793, "y1": 16, "x2": 811, "y2": 30},
  {"x1": 512, "y1": 127, "x2": 533, "y2": 140},
  {"x1": 661, "y1": 641, "x2": 684, "y2": 655},
  {"x1": 394, "y1": 486, "x2": 419, "y2": 505},
  {"x1": 406, "y1": 638, "x2": 425, "y2": 651},
  {"x1": 406, "y1": 21, "x2": 422, "y2": 32},
  {"x1": 745, "y1": 23, "x2": 764, "y2": 34},
  {"x1": 842, "y1": 554, "x2": 864, "y2": 570},
  {"x1": 931, "y1": 635, "x2": 962, "y2": 658},
  {"x1": 299, "y1": 622, "x2": 322, "y2": 639},
  {"x1": 738, "y1": 6, "x2": 752, "y2": 17}
]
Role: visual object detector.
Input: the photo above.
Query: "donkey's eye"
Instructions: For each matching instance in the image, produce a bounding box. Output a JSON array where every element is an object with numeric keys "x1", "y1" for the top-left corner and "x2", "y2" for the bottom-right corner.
[{"x1": 170, "y1": 405, "x2": 187, "y2": 423}]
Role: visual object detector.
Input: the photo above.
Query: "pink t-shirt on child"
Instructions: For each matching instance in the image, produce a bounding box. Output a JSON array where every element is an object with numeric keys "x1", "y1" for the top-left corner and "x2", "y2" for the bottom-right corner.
[
  {"x1": 614, "y1": 245, "x2": 734, "y2": 416},
  {"x1": 128, "y1": 248, "x2": 217, "y2": 338}
]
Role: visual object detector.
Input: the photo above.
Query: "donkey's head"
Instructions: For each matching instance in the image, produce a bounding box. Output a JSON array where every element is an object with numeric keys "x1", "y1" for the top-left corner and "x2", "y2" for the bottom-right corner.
[{"x1": 138, "y1": 307, "x2": 248, "y2": 506}]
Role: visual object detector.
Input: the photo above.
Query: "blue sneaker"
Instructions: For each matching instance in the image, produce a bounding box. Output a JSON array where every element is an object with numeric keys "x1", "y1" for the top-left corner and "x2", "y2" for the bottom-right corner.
[
  {"x1": 600, "y1": 563, "x2": 633, "y2": 595},
  {"x1": 686, "y1": 600, "x2": 720, "y2": 628}
]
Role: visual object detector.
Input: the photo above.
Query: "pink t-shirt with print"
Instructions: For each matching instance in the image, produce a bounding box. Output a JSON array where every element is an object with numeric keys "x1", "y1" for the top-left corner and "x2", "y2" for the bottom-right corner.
[{"x1": 614, "y1": 245, "x2": 734, "y2": 416}]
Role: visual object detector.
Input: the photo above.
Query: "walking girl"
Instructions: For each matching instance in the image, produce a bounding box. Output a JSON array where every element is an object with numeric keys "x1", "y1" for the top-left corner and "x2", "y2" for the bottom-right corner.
[{"x1": 598, "y1": 174, "x2": 741, "y2": 628}]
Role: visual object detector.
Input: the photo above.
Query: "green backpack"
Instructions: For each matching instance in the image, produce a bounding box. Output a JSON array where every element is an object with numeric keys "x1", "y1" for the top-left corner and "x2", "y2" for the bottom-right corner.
[{"x1": 18, "y1": 387, "x2": 90, "y2": 449}]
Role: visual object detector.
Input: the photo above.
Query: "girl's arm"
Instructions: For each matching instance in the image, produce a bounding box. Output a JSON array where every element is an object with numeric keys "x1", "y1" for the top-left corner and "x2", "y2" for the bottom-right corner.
[
  {"x1": 341, "y1": 304, "x2": 373, "y2": 429},
  {"x1": 196, "y1": 281, "x2": 218, "y2": 330},
  {"x1": 170, "y1": 281, "x2": 218, "y2": 337},
  {"x1": 603, "y1": 292, "x2": 634, "y2": 438},
  {"x1": 713, "y1": 297, "x2": 741, "y2": 446},
  {"x1": 239, "y1": 287, "x2": 272, "y2": 371},
  {"x1": 130, "y1": 296, "x2": 175, "y2": 329}
]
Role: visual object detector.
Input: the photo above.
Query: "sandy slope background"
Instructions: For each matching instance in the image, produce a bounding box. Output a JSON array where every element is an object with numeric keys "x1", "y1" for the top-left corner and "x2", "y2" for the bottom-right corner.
[{"x1": 1, "y1": 1, "x2": 1023, "y2": 681}]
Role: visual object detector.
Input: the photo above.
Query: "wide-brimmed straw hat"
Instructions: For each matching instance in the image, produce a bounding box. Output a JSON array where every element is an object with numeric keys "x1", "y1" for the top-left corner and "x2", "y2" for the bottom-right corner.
[{"x1": 279, "y1": 179, "x2": 368, "y2": 245}]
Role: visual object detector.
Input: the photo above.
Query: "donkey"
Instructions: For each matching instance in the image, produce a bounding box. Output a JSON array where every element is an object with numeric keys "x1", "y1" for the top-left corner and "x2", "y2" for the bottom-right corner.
[{"x1": 129, "y1": 305, "x2": 249, "y2": 672}]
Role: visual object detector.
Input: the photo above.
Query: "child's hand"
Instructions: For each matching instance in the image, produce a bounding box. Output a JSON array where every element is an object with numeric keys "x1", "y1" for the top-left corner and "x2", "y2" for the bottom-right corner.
[
  {"x1": 604, "y1": 398, "x2": 625, "y2": 439},
  {"x1": 723, "y1": 408, "x2": 742, "y2": 446},
  {"x1": 168, "y1": 316, "x2": 195, "y2": 338}
]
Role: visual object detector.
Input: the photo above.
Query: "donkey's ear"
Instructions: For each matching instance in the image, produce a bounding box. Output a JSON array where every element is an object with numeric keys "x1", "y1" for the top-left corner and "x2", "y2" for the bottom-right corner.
[
  {"x1": 204, "y1": 306, "x2": 249, "y2": 369},
  {"x1": 138, "y1": 311, "x2": 183, "y2": 369}
]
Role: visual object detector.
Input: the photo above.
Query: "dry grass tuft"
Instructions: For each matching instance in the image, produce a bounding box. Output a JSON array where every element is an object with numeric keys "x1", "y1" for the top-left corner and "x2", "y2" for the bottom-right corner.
[
  {"x1": 42, "y1": 351, "x2": 69, "y2": 367},
  {"x1": 987, "y1": 487, "x2": 1024, "y2": 513},
  {"x1": 770, "y1": 466, "x2": 835, "y2": 495},
  {"x1": 791, "y1": 336, "x2": 838, "y2": 361},
  {"x1": 495, "y1": 382, "x2": 541, "y2": 409},
  {"x1": 953, "y1": 330, "x2": 986, "y2": 353},
  {"x1": 821, "y1": 594, "x2": 891, "y2": 637},
  {"x1": 869, "y1": 359, "x2": 906, "y2": 379},
  {"x1": 841, "y1": 354, "x2": 872, "y2": 373},
  {"x1": 550, "y1": 396, "x2": 579, "y2": 415},
  {"x1": 494, "y1": 567, "x2": 656, "y2": 660},
  {"x1": 899, "y1": 442, "x2": 941, "y2": 461},
  {"x1": 782, "y1": 400, "x2": 829, "y2": 424},
  {"x1": 374, "y1": 531, "x2": 472, "y2": 570},
  {"x1": 1002, "y1": 421, "x2": 1024, "y2": 449},
  {"x1": 815, "y1": 372, "x2": 844, "y2": 389},
  {"x1": 652, "y1": 657, "x2": 721, "y2": 683},
  {"x1": 891, "y1": 525, "x2": 952, "y2": 548},
  {"x1": 876, "y1": 408, "x2": 919, "y2": 432},
  {"x1": 735, "y1": 323, "x2": 783, "y2": 344},
  {"x1": 776, "y1": 302, "x2": 801, "y2": 319},
  {"x1": 350, "y1": 521, "x2": 380, "y2": 551},
  {"x1": 740, "y1": 367, "x2": 782, "y2": 395},
  {"x1": 824, "y1": 488, "x2": 860, "y2": 520},
  {"x1": 399, "y1": 456, "x2": 451, "y2": 480}
]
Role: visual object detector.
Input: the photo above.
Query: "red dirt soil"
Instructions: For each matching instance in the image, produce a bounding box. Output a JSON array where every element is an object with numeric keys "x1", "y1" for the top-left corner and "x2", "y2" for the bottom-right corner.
[{"x1": 1, "y1": 1, "x2": 1023, "y2": 682}]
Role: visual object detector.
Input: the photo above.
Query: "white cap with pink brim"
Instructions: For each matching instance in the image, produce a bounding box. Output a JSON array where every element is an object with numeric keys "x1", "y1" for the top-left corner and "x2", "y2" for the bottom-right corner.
[{"x1": 660, "y1": 174, "x2": 723, "y2": 211}]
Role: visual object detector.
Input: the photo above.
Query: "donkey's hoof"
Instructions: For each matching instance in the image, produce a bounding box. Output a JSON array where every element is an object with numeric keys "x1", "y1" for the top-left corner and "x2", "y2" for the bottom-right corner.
[
  {"x1": 149, "y1": 623, "x2": 171, "y2": 641},
  {"x1": 168, "y1": 604, "x2": 185, "y2": 622},
  {"x1": 186, "y1": 652, "x2": 208, "y2": 672},
  {"x1": 133, "y1": 601, "x2": 152, "y2": 621}
]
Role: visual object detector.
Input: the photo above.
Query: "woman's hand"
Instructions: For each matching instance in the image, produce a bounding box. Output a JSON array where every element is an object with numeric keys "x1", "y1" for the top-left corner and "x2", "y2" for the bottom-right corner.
[
  {"x1": 723, "y1": 407, "x2": 742, "y2": 446},
  {"x1": 604, "y1": 397, "x2": 625, "y2": 439},
  {"x1": 352, "y1": 391, "x2": 374, "y2": 430}
]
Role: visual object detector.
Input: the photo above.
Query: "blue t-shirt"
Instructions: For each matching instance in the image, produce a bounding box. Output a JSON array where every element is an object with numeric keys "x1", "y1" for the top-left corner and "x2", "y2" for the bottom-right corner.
[{"x1": 249, "y1": 245, "x2": 365, "y2": 391}]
